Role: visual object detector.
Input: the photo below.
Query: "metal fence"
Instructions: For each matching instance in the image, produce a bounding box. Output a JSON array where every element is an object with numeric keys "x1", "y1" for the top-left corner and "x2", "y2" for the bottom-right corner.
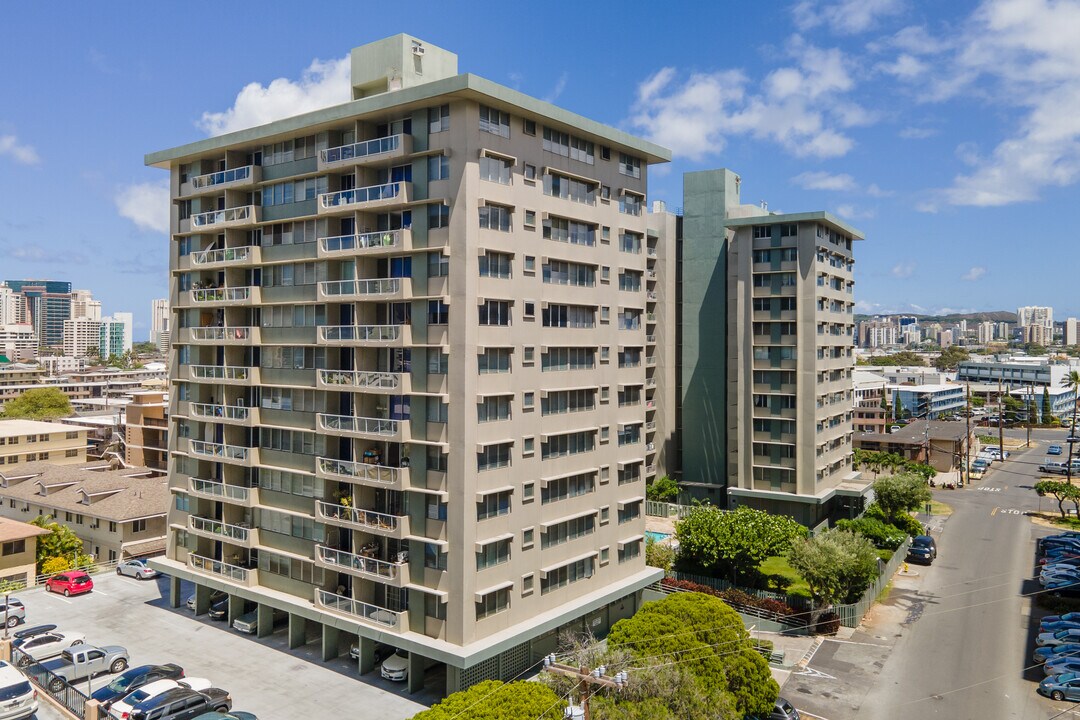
[
  {"x1": 645, "y1": 501, "x2": 705, "y2": 519},
  {"x1": 0, "y1": 559, "x2": 123, "y2": 595},
  {"x1": 833, "y1": 537, "x2": 911, "y2": 628},
  {"x1": 12, "y1": 647, "x2": 87, "y2": 719}
]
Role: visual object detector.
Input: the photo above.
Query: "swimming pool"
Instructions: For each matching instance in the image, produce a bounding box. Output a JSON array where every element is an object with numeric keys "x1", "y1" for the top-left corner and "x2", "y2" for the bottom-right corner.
[{"x1": 646, "y1": 530, "x2": 671, "y2": 543}]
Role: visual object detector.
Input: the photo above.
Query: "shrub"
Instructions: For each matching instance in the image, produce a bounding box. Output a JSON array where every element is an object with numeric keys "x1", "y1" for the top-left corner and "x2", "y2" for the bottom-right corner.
[
  {"x1": 891, "y1": 512, "x2": 925, "y2": 538},
  {"x1": 41, "y1": 556, "x2": 71, "y2": 576},
  {"x1": 659, "y1": 578, "x2": 803, "y2": 622},
  {"x1": 813, "y1": 612, "x2": 841, "y2": 635},
  {"x1": 835, "y1": 517, "x2": 905, "y2": 550}
]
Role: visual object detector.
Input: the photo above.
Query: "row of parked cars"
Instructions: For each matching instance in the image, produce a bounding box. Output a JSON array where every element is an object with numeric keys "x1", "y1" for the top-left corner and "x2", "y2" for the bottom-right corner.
[{"x1": 1033, "y1": 533, "x2": 1080, "y2": 702}]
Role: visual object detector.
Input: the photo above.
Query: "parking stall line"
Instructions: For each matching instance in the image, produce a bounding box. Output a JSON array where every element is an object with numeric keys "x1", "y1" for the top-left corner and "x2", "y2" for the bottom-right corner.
[{"x1": 39, "y1": 593, "x2": 72, "y2": 605}]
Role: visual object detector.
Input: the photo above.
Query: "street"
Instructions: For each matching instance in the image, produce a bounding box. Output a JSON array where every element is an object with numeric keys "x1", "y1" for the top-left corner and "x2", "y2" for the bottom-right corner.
[{"x1": 783, "y1": 428, "x2": 1079, "y2": 720}]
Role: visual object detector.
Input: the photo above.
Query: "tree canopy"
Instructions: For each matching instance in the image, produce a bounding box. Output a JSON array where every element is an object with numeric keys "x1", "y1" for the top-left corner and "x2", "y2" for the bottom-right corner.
[
  {"x1": 871, "y1": 473, "x2": 932, "y2": 522},
  {"x1": 411, "y1": 680, "x2": 564, "y2": 720},
  {"x1": 30, "y1": 515, "x2": 86, "y2": 573},
  {"x1": 1035, "y1": 480, "x2": 1080, "y2": 518},
  {"x1": 869, "y1": 351, "x2": 926, "y2": 367},
  {"x1": 675, "y1": 506, "x2": 807, "y2": 581},
  {"x1": 647, "y1": 475, "x2": 680, "y2": 503},
  {"x1": 933, "y1": 346, "x2": 970, "y2": 370},
  {"x1": 1, "y1": 387, "x2": 72, "y2": 420},
  {"x1": 787, "y1": 529, "x2": 880, "y2": 606}
]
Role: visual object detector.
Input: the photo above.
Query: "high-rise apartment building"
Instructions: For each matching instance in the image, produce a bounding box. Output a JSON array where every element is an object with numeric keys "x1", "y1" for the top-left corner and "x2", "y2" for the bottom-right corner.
[
  {"x1": 3, "y1": 280, "x2": 72, "y2": 349},
  {"x1": 146, "y1": 34, "x2": 669, "y2": 694},
  {"x1": 1017, "y1": 305, "x2": 1053, "y2": 332},
  {"x1": 0, "y1": 285, "x2": 25, "y2": 326},
  {"x1": 679, "y1": 169, "x2": 868, "y2": 527},
  {"x1": 98, "y1": 314, "x2": 132, "y2": 358},
  {"x1": 70, "y1": 289, "x2": 102, "y2": 322},
  {"x1": 151, "y1": 299, "x2": 169, "y2": 345},
  {"x1": 977, "y1": 321, "x2": 994, "y2": 344},
  {"x1": 1066, "y1": 318, "x2": 1078, "y2": 347},
  {"x1": 64, "y1": 317, "x2": 101, "y2": 358}
]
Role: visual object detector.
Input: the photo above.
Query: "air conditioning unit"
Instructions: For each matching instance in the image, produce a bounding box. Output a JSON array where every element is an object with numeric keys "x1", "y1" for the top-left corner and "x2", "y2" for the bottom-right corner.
[{"x1": 412, "y1": 43, "x2": 425, "y2": 56}]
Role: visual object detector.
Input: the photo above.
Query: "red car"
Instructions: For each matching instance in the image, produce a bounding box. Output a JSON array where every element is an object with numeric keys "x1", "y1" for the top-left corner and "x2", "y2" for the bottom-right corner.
[{"x1": 45, "y1": 571, "x2": 94, "y2": 597}]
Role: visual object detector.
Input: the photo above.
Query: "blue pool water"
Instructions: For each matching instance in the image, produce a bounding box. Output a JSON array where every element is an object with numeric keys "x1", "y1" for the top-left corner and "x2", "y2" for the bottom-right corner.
[{"x1": 646, "y1": 530, "x2": 671, "y2": 543}]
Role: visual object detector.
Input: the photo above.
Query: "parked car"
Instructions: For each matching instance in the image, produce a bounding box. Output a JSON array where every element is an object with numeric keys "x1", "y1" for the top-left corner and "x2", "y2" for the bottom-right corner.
[
  {"x1": 1042, "y1": 572, "x2": 1080, "y2": 588},
  {"x1": 44, "y1": 570, "x2": 93, "y2": 597},
  {"x1": 1035, "y1": 642, "x2": 1080, "y2": 663},
  {"x1": 906, "y1": 535, "x2": 937, "y2": 565},
  {"x1": 0, "y1": 599, "x2": 25, "y2": 628},
  {"x1": 1038, "y1": 629, "x2": 1080, "y2": 647},
  {"x1": 42, "y1": 645, "x2": 128, "y2": 692},
  {"x1": 109, "y1": 677, "x2": 213, "y2": 720},
  {"x1": 231, "y1": 608, "x2": 284, "y2": 634},
  {"x1": 90, "y1": 664, "x2": 186, "y2": 710},
  {"x1": 186, "y1": 590, "x2": 226, "y2": 611},
  {"x1": 1040, "y1": 619, "x2": 1080, "y2": 632},
  {"x1": 191, "y1": 713, "x2": 257, "y2": 720},
  {"x1": 1039, "y1": 672, "x2": 1080, "y2": 701},
  {"x1": 12, "y1": 628, "x2": 85, "y2": 666},
  {"x1": 1047, "y1": 581, "x2": 1080, "y2": 599},
  {"x1": 1041, "y1": 461, "x2": 1071, "y2": 475},
  {"x1": 768, "y1": 697, "x2": 800, "y2": 720},
  {"x1": 1043, "y1": 612, "x2": 1080, "y2": 625},
  {"x1": 116, "y1": 559, "x2": 158, "y2": 580},
  {"x1": 1041, "y1": 551, "x2": 1080, "y2": 566},
  {"x1": 1050, "y1": 445, "x2": 1064, "y2": 455},
  {"x1": 207, "y1": 598, "x2": 229, "y2": 621},
  {"x1": 381, "y1": 650, "x2": 409, "y2": 682},
  {"x1": 1045, "y1": 658, "x2": 1080, "y2": 677},
  {"x1": 128, "y1": 687, "x2": 232, "y2": 720},
  {"x1": 0, "y1": 660, "x2": 38, "y2": 720},
  {"x1": 349, "y1": 642, "x2": 394, "y2": 664},
  {"x1": 1067, "y1": 435, "x2": 1080, "y2": 444},
  {"x1": 1044, "y1": 559, "x2": 1080, "y2": 573}
]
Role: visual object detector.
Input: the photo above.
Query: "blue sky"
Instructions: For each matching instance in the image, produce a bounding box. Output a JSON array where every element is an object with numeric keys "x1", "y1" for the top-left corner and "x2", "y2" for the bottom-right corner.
[{"x1": 2, "y1": 0, "x2": 1079, "y2": 336}]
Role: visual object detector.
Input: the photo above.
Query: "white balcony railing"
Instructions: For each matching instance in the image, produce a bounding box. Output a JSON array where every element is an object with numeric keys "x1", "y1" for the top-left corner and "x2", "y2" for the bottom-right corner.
[
  {"x1": 190, "y1": 440, "x2": 249, "y2": 462},
  {"x1": 190, "y1": 165, "x2": 253, "y2": 190},
  {"x1": 316, "y1": 501, "x2": 401, "y2": 533},
  {"x1": 318, "y1": 369, "x2": 402, "y2": 391},
  {"x1": 320, "y1": 278, "x2": 402, "y2": 298},
  {"x1": 188, "y1": 553, "x2": 249, "y2": 584},
  {"x1": 189, "y1": 403, "x2": 250, "y2": 422},
  {"x1": 191, "y1": 287, "x2": 251, "y2": 304},
  {"x1": 189, "y1": 477, "x2": 252, "y2": 504},
  {"x1": 318, "y1": 414, "x2": 399, "y2": 437},
  {"x1": 317, "y1": 457, "x2": 402, "y2": 486},
  {"x1": 316, "y1": 545, "x2": 402, "y2": 580},
  {"x1": 190, "y1": 326, "x2": 252, "y2": 342},
  {"x1": 191, "y1": 205, "x2": 254, "y2": 228},
  {"x1": 191, "y1": 365, "x2": 251, "y2": 382},
  {"x1": 319, "y1": 182, "x2": 402, "y2": 210},
  {"x1": 315, "y1": 589, "x2": 401, "y2": 629},
  {"x1": 319, "y1": 230, "x2": 402, "y2": 255},
  {"x1": 189, "y1": 516, "x2": 251, "y2": 543},
  {"x1": 191, "y1": 246, "x2": 251, "y2": 266},
  {"x1": 320, "y1": 134, "x2": 402, "y2": 164},
  {"x1": 319, "y1": 325, "x2": 404, "y2": 343}
]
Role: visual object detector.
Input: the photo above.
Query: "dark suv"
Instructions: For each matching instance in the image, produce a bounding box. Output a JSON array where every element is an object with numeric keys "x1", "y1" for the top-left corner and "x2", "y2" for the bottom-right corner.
[
  {"x1": 129, "y1": 687, "x2": 232, "y2": 720},
  {"x1": 907, "y1": 535, "x2": 937, "y2": 565}
]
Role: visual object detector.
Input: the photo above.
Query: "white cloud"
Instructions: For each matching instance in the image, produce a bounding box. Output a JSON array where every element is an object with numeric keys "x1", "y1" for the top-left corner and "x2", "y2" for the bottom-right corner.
[
  {"x1": 914, "y1": 200, "x2": 939, "y2": 213},
  {"x1": 899, "y1": 126, "x2": 937, "y2": 139},
  {"x1": 791, "y1": 171, "x2": 857, "y2": 191},
  {"x1": 962, "y1": 266, "x2": 987, "y2": 281},
  {"x1": 876, "y1": 53, "x2": 928, "y2": 79},
  {"x1": 198, "y1": 56, "x2": 351, "y2": 136},
  {"x1": 793, "y1": 0, "x2": 906, "y2": 34},
  {"x1": 631, "y1": 41, "x2": 869, "y2": 161},
  {"x1": 115, "y1": 180, "x2": 170, "y2": 234},
  {"x1": 543, "y1": 72, "x2": 568, "y2": 103},
  {"x1": 834, "y1": 203, "x2": 876, "y2": 220},
  {"x1": 954, "y1": 141, "x2": 981, "y2": 167},
  {"x1": 865, "y1": 183, "x2": 892, "y2": 197},
  {"x1": 892, "y1": 262, "x2": 916, "y2": 278},
  {"x1": 0, "y1": 135, "x2": 40, "y2": 165}
]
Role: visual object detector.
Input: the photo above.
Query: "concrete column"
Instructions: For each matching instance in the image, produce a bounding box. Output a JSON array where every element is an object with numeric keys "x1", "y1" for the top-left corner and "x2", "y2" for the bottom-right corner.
[
  {"x1": 321, "y1": 625, "x2": 340, "y2": 662},
  {"x1": 288, "y1": 613, "x2": 306, "y2": 649},
  {"x1": 0, "y1": 639, "x2": 10, "y2": 662},
  {"x1": 84, "y1": 700, "x2": 103, "y2": 720},
  {"x1": 256, "y1": 604, "x2": 272, "y2": 638},
  {"x1": 227, "y1": 594, "x2": 245, "y2": 625},
  {"x1": 445, "y1": 664, "x2": 462, "y2": 696},
  {"x1": 356, "y1": 635, "x2": 376, "y2": 674},
  {"x1": 407, "y1": 651, "x2": 424, "y2": 695},
  {"x1": 168, "y1": 576, "x2": 181, "y2": 608},
  {"x1": 195, "y1": 584, "x2": 212, "y2": 615}
]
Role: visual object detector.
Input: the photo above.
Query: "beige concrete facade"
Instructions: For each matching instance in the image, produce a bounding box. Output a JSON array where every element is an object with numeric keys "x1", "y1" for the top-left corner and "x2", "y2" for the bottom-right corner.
[
  {"x1": 0, "y1": 419, "x2": 87, "y2": 468},
  {"x1": 646, "y1": 204, "x2": 678, "y2": 480},
  {"x1": 149, "y1": 34, "x2": 669, "y2": 693},
  {"x1": 126, "y1": 391, "x2": 168, "y2": 470},
  {"x1": 0, "y1": 518, "x2": 49, "y2": 587}
]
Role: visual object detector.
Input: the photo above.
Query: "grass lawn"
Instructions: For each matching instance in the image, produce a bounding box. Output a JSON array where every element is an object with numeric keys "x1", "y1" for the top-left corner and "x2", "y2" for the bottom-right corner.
[
  {"x1": 758, "y1": 556, "x2": 812, "y2": 599},
  {"x1": 928, "y1": 500, "x2": 953, "y2": 517}
]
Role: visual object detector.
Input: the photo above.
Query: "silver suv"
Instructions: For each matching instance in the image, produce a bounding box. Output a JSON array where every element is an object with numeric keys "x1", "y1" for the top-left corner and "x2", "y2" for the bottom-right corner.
[{"x1": 0, "y1": 599, "x2": 25, "y2": 628}]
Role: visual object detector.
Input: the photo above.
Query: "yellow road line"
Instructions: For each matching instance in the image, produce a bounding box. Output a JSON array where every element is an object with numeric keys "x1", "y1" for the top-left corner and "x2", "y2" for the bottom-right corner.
[{"x1": 991, "y1": 507, "x2": 999, "y2": 516}]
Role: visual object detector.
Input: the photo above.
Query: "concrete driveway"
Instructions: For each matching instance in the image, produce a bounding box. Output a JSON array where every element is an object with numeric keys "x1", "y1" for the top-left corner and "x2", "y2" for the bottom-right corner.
[{"x1": 14, "y1": 572, "x2": 434, "y2": 719}]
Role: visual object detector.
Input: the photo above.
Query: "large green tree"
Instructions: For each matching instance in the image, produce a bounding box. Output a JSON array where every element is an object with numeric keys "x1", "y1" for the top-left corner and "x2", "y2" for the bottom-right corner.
[
  {"x1": 29, "y1": 515, "x2": 85, "y2": 573},
  {"x1": 647, "y1": 475, "x2": 680, "y2": 503},
  {"x1": 1043, "y1": 388, "x2": 1053, "y2": 424},
  {"x1": 869, "y1": 351, "x2": 926, "y2": 367},
  {"x1": 411, "y1": 680, "x2": 564, "y2": 720},
  {"x1": 675, "y1": 506, "x2": 807, "y2": 581},
  {"x1": 788, "y1": 529, "x2": 881, "y2": 608},
  {"x1": 934, "y1": 346, "x2": 970, "y2": 370},
  {"x1": 1, "y1": 387, "x2": 72, "y2": 420},
  {"x1": 1035, "y1": 480, "x2": 1080, "y2": 518},
  {"x1": 1064, "y1": 370, "x2": 1080, "y2": 484},
  {"x1": 871, "y1": 473, "x2": 931, "y2": 523}
]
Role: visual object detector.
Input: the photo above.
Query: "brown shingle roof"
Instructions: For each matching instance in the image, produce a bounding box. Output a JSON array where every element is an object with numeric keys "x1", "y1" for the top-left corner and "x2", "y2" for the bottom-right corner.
[
  {"x1": 0, "y1": 462, "x2": 168, "y2": 522},
  {"x1": 0, "y1": 517, "x2": 50, "y2": 543}
]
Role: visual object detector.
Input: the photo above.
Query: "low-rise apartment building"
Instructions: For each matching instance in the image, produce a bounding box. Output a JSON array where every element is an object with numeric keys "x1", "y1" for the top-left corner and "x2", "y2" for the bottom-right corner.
[
  {"x1": 0, "y1": 420, "x2": 87, "y2": 468},
  {"x1": 0, "y1": 517, "x2": 49, "y2": 587},
  {"x1": 855, "y1": 420, "x2": 978, "y2": 473},
  {"x1": 126, "y1": 391, "x2": 168, "y2": 470},
  {"x1": 888, "y1": 384, "x2": 966, "y2": 420}
]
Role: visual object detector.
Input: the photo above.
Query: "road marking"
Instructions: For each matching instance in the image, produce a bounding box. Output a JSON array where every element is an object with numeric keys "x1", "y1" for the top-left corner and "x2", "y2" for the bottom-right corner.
[
  {"x1": 978, "y1": 486, "x2": 1003, "y2": 492},
  {"x1": 822, "y1": 638, "x2": 890, "y2": 647},
  {"x1": 799, "y1": 712, "x2": 833, "y2": 720},
  {"x1": 992, "y1": 507, "x2": 998, "y2": 516},
  {"x1": 795, "y1": 667, "x2": 837, "y2": 680},
  {"x1": 93, "y1": 590, "x2": 109, "y2": 596},
  {"x1": 40, "y1": 593, "x2": 71, "y2": 605}
]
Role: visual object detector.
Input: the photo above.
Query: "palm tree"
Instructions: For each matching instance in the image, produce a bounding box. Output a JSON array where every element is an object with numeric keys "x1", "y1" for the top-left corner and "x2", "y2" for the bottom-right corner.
[{"x1": 1064, "y1": 370, "x2": 1080, "y2": 485}]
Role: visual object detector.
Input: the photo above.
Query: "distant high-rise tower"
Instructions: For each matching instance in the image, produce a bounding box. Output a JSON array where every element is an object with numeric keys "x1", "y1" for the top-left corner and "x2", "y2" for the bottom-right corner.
[
  {"x1": 3, "y1": 280, "x2": 72, "y2": 349},
  {"x1": 1065, "y1": 318, "x2": 1078, "y2": 347},
  {"x1": 70, "y1": 289, "x2": 102, "y2": 322},
  {"x1": 150, "y1": 299, "x2": 169, "y2": 345}
]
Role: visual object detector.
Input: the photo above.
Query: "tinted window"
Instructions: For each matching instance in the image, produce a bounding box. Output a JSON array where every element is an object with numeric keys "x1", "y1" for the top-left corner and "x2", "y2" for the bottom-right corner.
[
  {"x1": 0, "y1": 681, "x2": 31, "y2": 701},
  {"x1": 73, "y1": 576, "x2": 91, "y2": 585}
]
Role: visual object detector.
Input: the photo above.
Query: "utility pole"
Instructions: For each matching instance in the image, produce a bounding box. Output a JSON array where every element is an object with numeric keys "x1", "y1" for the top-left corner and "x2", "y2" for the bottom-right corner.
[
  {"x1": 543, "y1": 654, "x2": 628, "y2": 720},
  {"x1": 965, "y1": 383, "x2": 972, "y2": 487},
  {"x1": 998, "y1": 378, "x2": 1005, "y2": 462},
  {"x1": 1027, "y1": 382, "x2": 1033, "y2": 448}
]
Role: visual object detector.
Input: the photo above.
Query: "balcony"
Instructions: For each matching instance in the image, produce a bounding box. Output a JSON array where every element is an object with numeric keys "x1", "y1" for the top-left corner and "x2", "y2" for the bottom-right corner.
[
  {"x1": 191, "y1": 246, "x2": 259, "y2": 268},
  {"x1": 647, "y1": 247, "x2": 658, "y2": 257},
  {"x1": 317, "y1": 369, "x2": 410, "y2": 394},
  {"x1": 645, "y1": 464, "x2": 657, "y2": 476},
  {"x1": 189, "y1": 403, "x2": 253, "y2": 426},
  {"x1": 318, "y1": 324, "x2": 411, "y2": 347},
  {"x1": 647, "y1": 270, "x2": 657, "y2": 280},
  {"x1": 316, "y1": 501, "x2": 408, "y2": 539},
  {"x1": 189, "y1": 365, "x2": 257, "y2": 385},
  {"x1": 317, "y1": 414, "x2": 408, "y2": 442},
  {"x1": 314, "y1": 588, "x2": 403, "y2": 631},
  {"x1": 185, "y1": 326, "x2": 259, "y2": 345},
  {"x1": 190, "y1": 205, "x2": 258, "y2": 229},
  {"x1": 189, "y1": 440, "x2": 254, "y2": 466},
  {"x1": 645, "y1": 334, "x2": 656, "y2": 344},
  {"x1": 645, "y1": 420, "x2": 657, "y2": 431},
  {"x1": 318, "y1": 277, "x2": 410, "y2": 302},
  {"x1": 647, "y1": 291, "x2": 658, "y2": 301},
  {"x1": 645, "y1": 442, "x2": 656, "y2": 453},
  {"x1": 646, "y1": 313, "x2": 657, "y2": 324},
  {"x1": 187, "y1": 477, "x2": 257, "y2": 507},
  {"x1": 187, "y1": 165, "x2": 259, "y2": 193},
  {"x1": 316, "y1": 457, "x2": 406, "y2": 490},
  {"x1": 189, "y1": 286, "x2": 258, "y2": 306},
  {"x1": 317, "y1": 229, "x2": 411, "y2": 258},
  {"x1": 188, "y1": 516, "x2": 257, "y2": 548},
  {"x1": 318, "y1": 182, "x2": 410, "y2": 214},
  {"x1": 188, "y1": 553, "x2": 255, "y2": 587},
  {"x1": 314, "y1": 545, "x2": 407, "y2": 586},
  {"x1": 645, "y1": 377, "x2": 657, "y2": 389},
  {"x1": 318, "y1": 134, "x2": 412, "y2": 170},
  {"x1": 646, "y1": 355, "x2": 657, "y2": 366}
]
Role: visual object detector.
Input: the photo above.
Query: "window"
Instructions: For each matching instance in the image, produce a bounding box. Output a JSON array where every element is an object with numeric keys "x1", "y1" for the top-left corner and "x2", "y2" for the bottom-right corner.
[
  {"x1": 476, "y1": 539, "x2": 511, "y2": 570},
  {"x1": 259, "y1": 469, "x2": 322, "y2": 498},
  {"x1": 542, "y1": 347, "x2": 595, "y2": 371},
  {"x1": 65, "y1": 431, "x2": 78, "y2": 440},
  {"x1": 175, "y1": 495, "x2": 190, "y2": 512},
  {"x1": 1, "y1": 540, "x2": 24, "y2": 556},
  {"x1": 428, "y1": 300, "x2": 449, "y2": 325},
  {"x1": 523, "y1": 119, "x2": 537, "y2": 135},
  {"x1": 479, "y1": 156, "x2": 512, "y2": 184},
  {"x1": 619, "y1": 540, "x2": 642, "y2": 563},
  {"x1": 427, "y1": 499, "x2": 446, "y2": 524},
  {"x1": 543, "y1": 217, "x2": 596, "y2": 246},
  {"x1": 523, "y1": 255, "x2": 536, "y2": 273},
  {"x1": 260, "y1": 427, "x2": 323, "y2": 455},
  {"x1": 428, "y1": 352, "x2": 449, "y2": 375},
  {"x1": 478, "y1": 395, "x2": 511, "y2": 423},
  {"x1": 429, "y1": 104, "x2": 449, "y2": 133},
  {"x1": 542, "y1": 514, "x2": 596, "y2": 548},
  {"x1": 260, "y1": 510, "x2": 322, "y2": 541},
  {"x1": 478, "y1": 348, "x2": 511, "y2": 374},
  {"x1": 618, "y1": 271, "x2": 642, "y2": 291},
  {"x1": 619, "y1": 193, "x2": 642, "y2": 216},
  {"x1": 620, "y1": 233, "x2": 642, "y2": 254},
  {"x1": 478, "y1": 490, "x2": 512, "y2": 520},
  {"x1": 523, "y1": 437, "x2": 534, "y2": 455},
  {"x1": 479, "y1": 300, "x2": 511, "y2": 326},
  {"x1": 131, "y1": 519, "x2": 147, "y2": 533},
  {"x1": 542, "y1": 472, "x2": 595, "y2": 504},
  {"x1": 428, "y1": 155, "x2": 449, "y2": 181},
  {"x1": 479, "y1": 204, "x2": 512, "y2": 232},
  {"x1": 428, "y1": 203, "x2": 450, "y2": 229},
  {"x1": 261, "y1": 347, "x2": 326, "y2": 370},
  {"x1": 618, "y1": 153, "x2": 642, "y2": 178},
  {"x1": 523, "y1": 163, "x2": 537, "y2": 181},
  {"x1": 425, "y1": 543, "x2": 448, "y2": 570},
  {"x1": 476, "y1": 588, "x2": 510, "y2": 619},
  {"x1": 523, "y1": 392, "x2": 535, "y2": 409},
  {"x1": 65, "y1": 449, "x2": 79, "y2": 458},
  {"x1": 544, "y1": 173, "x2": 596, "y2": 204},
  {"x1": 478, "y1": 443, "x2": 512, "y2": 472},
  {"x1": 427, "y1": 251, "x2": 449, "y2": 277},
  {"x1": 541, "y1": 430, "x2": 596, "y2": 459},
  {"x1": 426, "y1": 594, "x2": 447, "y2": 619},
  {"x1": 523, "y1": 301, "x2": 535, "y2": 318},
  {"x1": 523, "y1": 529, "x2": 535, "y2": 549},
  {"x1": 427, "y1": 401, "x2": 449, "y2": 424},
  {"x1": 479, "y1": 105, "x2": 510, "y2": 137},
  {"x1": 543, "y1": 304, "x2": 595, "y2": 328},
  {"x1": 543, "y1": 260, "x2": 595, "y2": 286},
  {"x1": 542, "y1": 127, "x2": 595, "y2": 164},
  {"x1": 542, "y1": 389, "x2": 596, "y2": 415},
  {"x1": 524, "y1": 210, "x2": 536, "y2": 227},
  {"x1": 600, "y1": 185, "x2": 611, "y2": 201},
  {"x1": 541, "y1": 557, "x2": 594, "y2": 594},
  {"x1": 618, "y1": 500, "x2": 643, "y2": 524},
  {"x1": 261, "y1": 176, "x2": 328, "y2": 206},
  {"x1": 479, "y1": 251, "x2": 512, "y2": 278}
]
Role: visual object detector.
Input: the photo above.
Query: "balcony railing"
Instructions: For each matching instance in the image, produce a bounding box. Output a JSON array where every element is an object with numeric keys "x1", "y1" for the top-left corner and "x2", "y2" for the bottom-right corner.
[
  {"x1": 191, "y1": 246, "x2": 252, "y2": 266},
  {"x1": 191, "y1": 365, "x2": 252, "y2": 382},
  {"x1": 189, "y1": 403, "x2": 250, "y2": 422},
  {"x1": 645, "y1": 464, "x2": 657, "y2": 476},
  {"x1": 191, "y1": 205, "x2": 255, "y2": 228},
  {"x1": 647, "y1": 291, "x2": 658, "y2": 301},
  {"x1": 320, "y1": 134, "x2": 402, "y2": 165},
  {"x1": 319, "y1": 182, "x2": 403, "y2": 210},
  {"x1": 315, "y1": 545, "x2": 403, "y2": 581},
  {"x1": 189, "y1": 326, "x2": 253, "y2": 343},
  {"x1": 646, "y1": 356, "x2": 657, "y2": 366},
  {"x1": 319, "y1": 278, "x2": 403, "y2": 299},
  {"x1": 318, "y1": 369, "x2": 404, "y2": 391},
  {"x1": 318, "y1": 324, "x2": 406, "y2": 344},
  {"x1": 190, "y1": 165, "x2": 254, "y2": 190},
  {"x1": 188, "y1": 553, "x2": 250, "y2": 584},
  {"x1": 318, "y1": 230, "x2": 403, "y2": 256},
  {"x1": 318, "y1": 414, "x2": 400, "y2": 438},
  {"x1": 316, "y1": 501, "x2": 402, "y2": 534},
  {"x1": 189, "y1": 440, "x2": 249, "y2": 462},
  {"x1": 188, "y1": 477, "x2": 253, "y2": 504},
  {"x1": 317, "y1": 457, "x2": 403, "y2": 486},
  {"x1": 645, "y1": 421, "x2": 657, "y2": 431},
  {"x1": 191, "y1": 287, "x2": 251, "y2": 304},
  {"x1": 315, "y1": 589, "x2": 401, "y2": 630},
  {"x1": 189, "y1": 515, "x2": 251, "y2": 543}
]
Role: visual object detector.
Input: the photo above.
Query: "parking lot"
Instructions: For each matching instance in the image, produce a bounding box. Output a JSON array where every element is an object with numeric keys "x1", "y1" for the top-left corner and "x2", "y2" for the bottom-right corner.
[{"x1": 15, "y1": 572, "x2": 436, "y2": 719}]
